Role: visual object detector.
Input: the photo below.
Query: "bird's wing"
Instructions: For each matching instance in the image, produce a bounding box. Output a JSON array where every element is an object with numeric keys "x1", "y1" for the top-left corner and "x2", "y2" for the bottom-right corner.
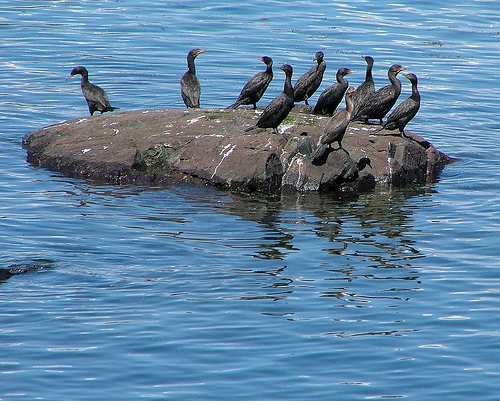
[
  {"x1": 320, "y1": 110, "x2": 350, "y2": 145},
  {"x1": 238, "y1": 72, "x2": 270, "y2": 99},
  {"x1": 385, "y1": 98, "x2": 415, "y2": 124},
  {"x1": 83, "y1": 83, "x2": 110, "y2": 107}
]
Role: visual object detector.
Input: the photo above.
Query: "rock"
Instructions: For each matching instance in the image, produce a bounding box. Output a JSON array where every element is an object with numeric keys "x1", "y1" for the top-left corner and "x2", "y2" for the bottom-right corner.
[{"x1": 22, "y1": 106, "x2": 454, "y2": 193}]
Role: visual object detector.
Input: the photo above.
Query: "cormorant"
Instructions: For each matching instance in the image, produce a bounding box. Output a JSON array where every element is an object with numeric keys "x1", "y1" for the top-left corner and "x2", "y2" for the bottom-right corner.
[
  {"x1": 310, "y1": 87, "x2": 355, "y2": 162},
  {"x1": 354, "y1": 64, "x2": 407, "y2": 124},
  {"x1": 67, "y1": 66, "x2": 117, "y2": 116},
  {"x1": 293, "y1": 51, "x2": 326, "y2": 105},
  {"x1": 228, "y1": 56, "x2": 273, "y2": 109},
  {"x1": 351, "y1": 55, "x2": 375, "y2": 121},
  {"x1": 379, "y1": 73, "x2": 420, "y2": 136},
  {"x1": 245, "y1": 64, "x2": 294, "y2": 135},
  {"x1": 181, "y1": 48, "x2": 207, "y2": 108},
  {"x1": 313, "y1": 67, "x2": 354, "y2": 116}
]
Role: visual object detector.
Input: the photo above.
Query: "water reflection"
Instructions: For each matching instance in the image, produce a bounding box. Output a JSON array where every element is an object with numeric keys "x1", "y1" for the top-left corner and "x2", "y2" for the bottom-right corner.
[
  {"x1": 1, "y1": 177, "x2": 430, "y2": 333},
  {"x1": 204, "y1": 186, "x2": 432, "y2": 314},
  {"x1": 229, "y1": 187, "x2": 429, "y2": 264}
]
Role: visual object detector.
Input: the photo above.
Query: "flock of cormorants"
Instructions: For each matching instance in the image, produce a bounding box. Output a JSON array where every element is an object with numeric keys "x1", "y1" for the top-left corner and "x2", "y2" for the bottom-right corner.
[{"x1": 67, "y1": 48, "x2": 420, "y2": 163}]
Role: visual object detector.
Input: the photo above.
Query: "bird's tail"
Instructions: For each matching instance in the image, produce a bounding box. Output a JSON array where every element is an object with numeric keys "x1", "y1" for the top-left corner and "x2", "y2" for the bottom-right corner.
[
  {"x1": 310, "y1": 144, "x2": 328, "y2": 161},
  {"x1": 244, "y1": 125, "x2": 256, "y2": 133},
  {"x1": 227, "y1": 102, "x2": 240, "y2": 109}
]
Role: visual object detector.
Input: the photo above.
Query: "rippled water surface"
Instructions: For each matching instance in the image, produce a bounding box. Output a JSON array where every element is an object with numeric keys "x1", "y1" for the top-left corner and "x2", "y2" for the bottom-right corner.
[{"x1": 1, "y1": 1, "x2": 500, "y2": 400}]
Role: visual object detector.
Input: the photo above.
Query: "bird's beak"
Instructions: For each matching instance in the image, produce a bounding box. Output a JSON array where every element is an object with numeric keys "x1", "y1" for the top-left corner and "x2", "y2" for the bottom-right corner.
[
  {"x1": 348, "y1": 70, "x2": 357, "y2": 74},
  {"x1": 198, "y1": 49, "x2": 208, "y2": 55},
  {"x1": 66, "y1": 74, "x2": 74, "y2": 81},
  {"x1": 399, "y1": 66, "x2": 408, "y2": 72}
]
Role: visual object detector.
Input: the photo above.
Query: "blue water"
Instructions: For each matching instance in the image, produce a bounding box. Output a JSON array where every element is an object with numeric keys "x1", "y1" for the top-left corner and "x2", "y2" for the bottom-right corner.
[{"x1": 1, "y1": 1, "x2": 500, "y2": 400}]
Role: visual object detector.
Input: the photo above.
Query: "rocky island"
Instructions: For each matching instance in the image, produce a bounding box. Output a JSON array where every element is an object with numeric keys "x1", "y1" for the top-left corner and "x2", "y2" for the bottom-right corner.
[{"x1": 22, "y1": 106, "x2": 453, "y2": 193}]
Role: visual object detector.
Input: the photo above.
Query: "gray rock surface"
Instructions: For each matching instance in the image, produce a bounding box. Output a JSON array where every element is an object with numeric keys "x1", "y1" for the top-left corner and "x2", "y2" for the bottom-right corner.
[{"x1": 23, "y1": 106, "x2": 453, "y2": 193}]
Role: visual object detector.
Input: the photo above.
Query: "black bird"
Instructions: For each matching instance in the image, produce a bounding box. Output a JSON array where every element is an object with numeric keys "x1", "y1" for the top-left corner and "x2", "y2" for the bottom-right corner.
[
  {"x1": 313, "y1": 67, "x2": 354, "y2": 116},
  {"x1": 310, "y1": 87, "x2": 355, "y2": 162},
  {"x1": 245, "y1": 64, "x2": 294, "y2": 135},
  {"x1": 181, "y1": 48, "x2": 207, "y2": 108},
  {"x1": 293, "y1": 51, "x2": 326, "y2": 105},
  {"x1": 351, "y1": 55, "x2": 375, "y2": 121},
  {"x1": 228, "y1": 56, "x2": 273, "y2": 109},
  {"x1": 379, "y1": 73, "x2": 420, "y2": 136},
  {"x1": 354, "y1": 63, "x2": 407, "y2": 124},
  {"x1": 67, "y1": 66, "x2": 117, "y2": 116}
]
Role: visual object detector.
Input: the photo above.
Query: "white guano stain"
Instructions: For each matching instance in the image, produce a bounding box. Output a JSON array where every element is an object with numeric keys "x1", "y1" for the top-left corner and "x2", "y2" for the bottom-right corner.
[
  {"x1": 211, "y1": 144, "x2": 237, "y2": 179},
  {"x1": 295, "y1": 157, "x2": 304, "y2": 187},
  {"x1": 187, "y1": 115, "x2": 206, "y2": 125}
]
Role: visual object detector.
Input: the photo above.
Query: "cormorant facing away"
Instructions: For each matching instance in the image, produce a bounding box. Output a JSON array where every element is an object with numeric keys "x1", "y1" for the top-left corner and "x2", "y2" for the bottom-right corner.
[
  {"x1": 351, "y1": 55, "x2": 375, "y2": 121},
  {"x1": 380, "y1": 73, "x2": 420, "y2": 136},
  {"x1": 228, "y1": 56, "x2": 273, "y2": 109},
  {"x1": 354, "y1": 63, "x2": 407, "y2": 124},
  {"x1": 181, "y1": 48, "x2": 207, "y2": 108},
  {"x1": 245, "y1": 64, "x2": 294, "y2": 135},
  {"x1": 67, "y1": 66, "x2": 117, "y2": 116},
  {"x1": 293, "y1": 51, "x2": 326, "y2": 105},
  {"x1": 310, "y1": 87, "x2": 355, "y2": 162},
  {"x1": 313, "y1": 67, "x2": 354, "y2": 116}
]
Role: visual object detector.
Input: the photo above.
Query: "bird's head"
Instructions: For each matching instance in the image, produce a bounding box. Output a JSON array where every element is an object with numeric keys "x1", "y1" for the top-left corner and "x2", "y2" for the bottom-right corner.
[{"x1": 66, "y1": 66, "x2": 88, "y2": 80}]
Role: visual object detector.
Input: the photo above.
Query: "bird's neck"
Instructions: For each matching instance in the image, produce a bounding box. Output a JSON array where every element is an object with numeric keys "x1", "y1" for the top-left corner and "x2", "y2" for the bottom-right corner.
[
  {"x1": 388, "y1": 72, "x2": 401, "y2": 91},
  {"x1": 187, "y1": 57, "x2": 196, "y2": 74},
  {"x1": 411, "y1": 83, "x2": 420, "y2": 100},
  {"x1": 365, "y1": 65, "x2": 373, "y2": 82},
  {"x1": 80, "y1": 73, "x2": 89, "y2": 86},
  {"x1": 345, "y1": 94, "x2": 354, "y2": 113},
  {"x1": 284, "y1": 74, "x2": 293, "y2": 97}
]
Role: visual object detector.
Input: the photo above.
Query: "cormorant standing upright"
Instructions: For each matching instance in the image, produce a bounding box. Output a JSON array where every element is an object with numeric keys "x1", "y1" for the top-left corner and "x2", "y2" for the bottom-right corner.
[
  {"x1": 67, "y1": 66, "x2": 117, "y2": 116},
  {"x1": 351, "y1": 55, "x2": 375, "y2": 121},
  {"x1": 181, "y1": 48, "x2": 207, "y2": 108},
  {"x1": 245, "y1": 64, "x2": 294, "y2": 135},
  {"x1": 310, "y1": 87, "x2": 355, "y2": 162},
  {"x1": 293, "y1": 51, "x2": 326, "y2": 105},
  {"x1": 355, "y1": 64, "x2": 407, "y2": 124},
  {"x1": 380, "y1": 73, "x2": 420, "y2": 136},
  {"x1": 313, "y1": 67, "x2": 354, "y2": 116},
  {"x1": 228, "y1": 56, "x2": 273, "y2": 109}
]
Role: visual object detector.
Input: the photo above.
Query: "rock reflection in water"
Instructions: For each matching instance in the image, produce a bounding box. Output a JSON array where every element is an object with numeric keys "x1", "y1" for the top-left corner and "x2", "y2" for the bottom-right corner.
[{"x1": 224, "y1": 187, "x2": 429, "y2": 309}]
